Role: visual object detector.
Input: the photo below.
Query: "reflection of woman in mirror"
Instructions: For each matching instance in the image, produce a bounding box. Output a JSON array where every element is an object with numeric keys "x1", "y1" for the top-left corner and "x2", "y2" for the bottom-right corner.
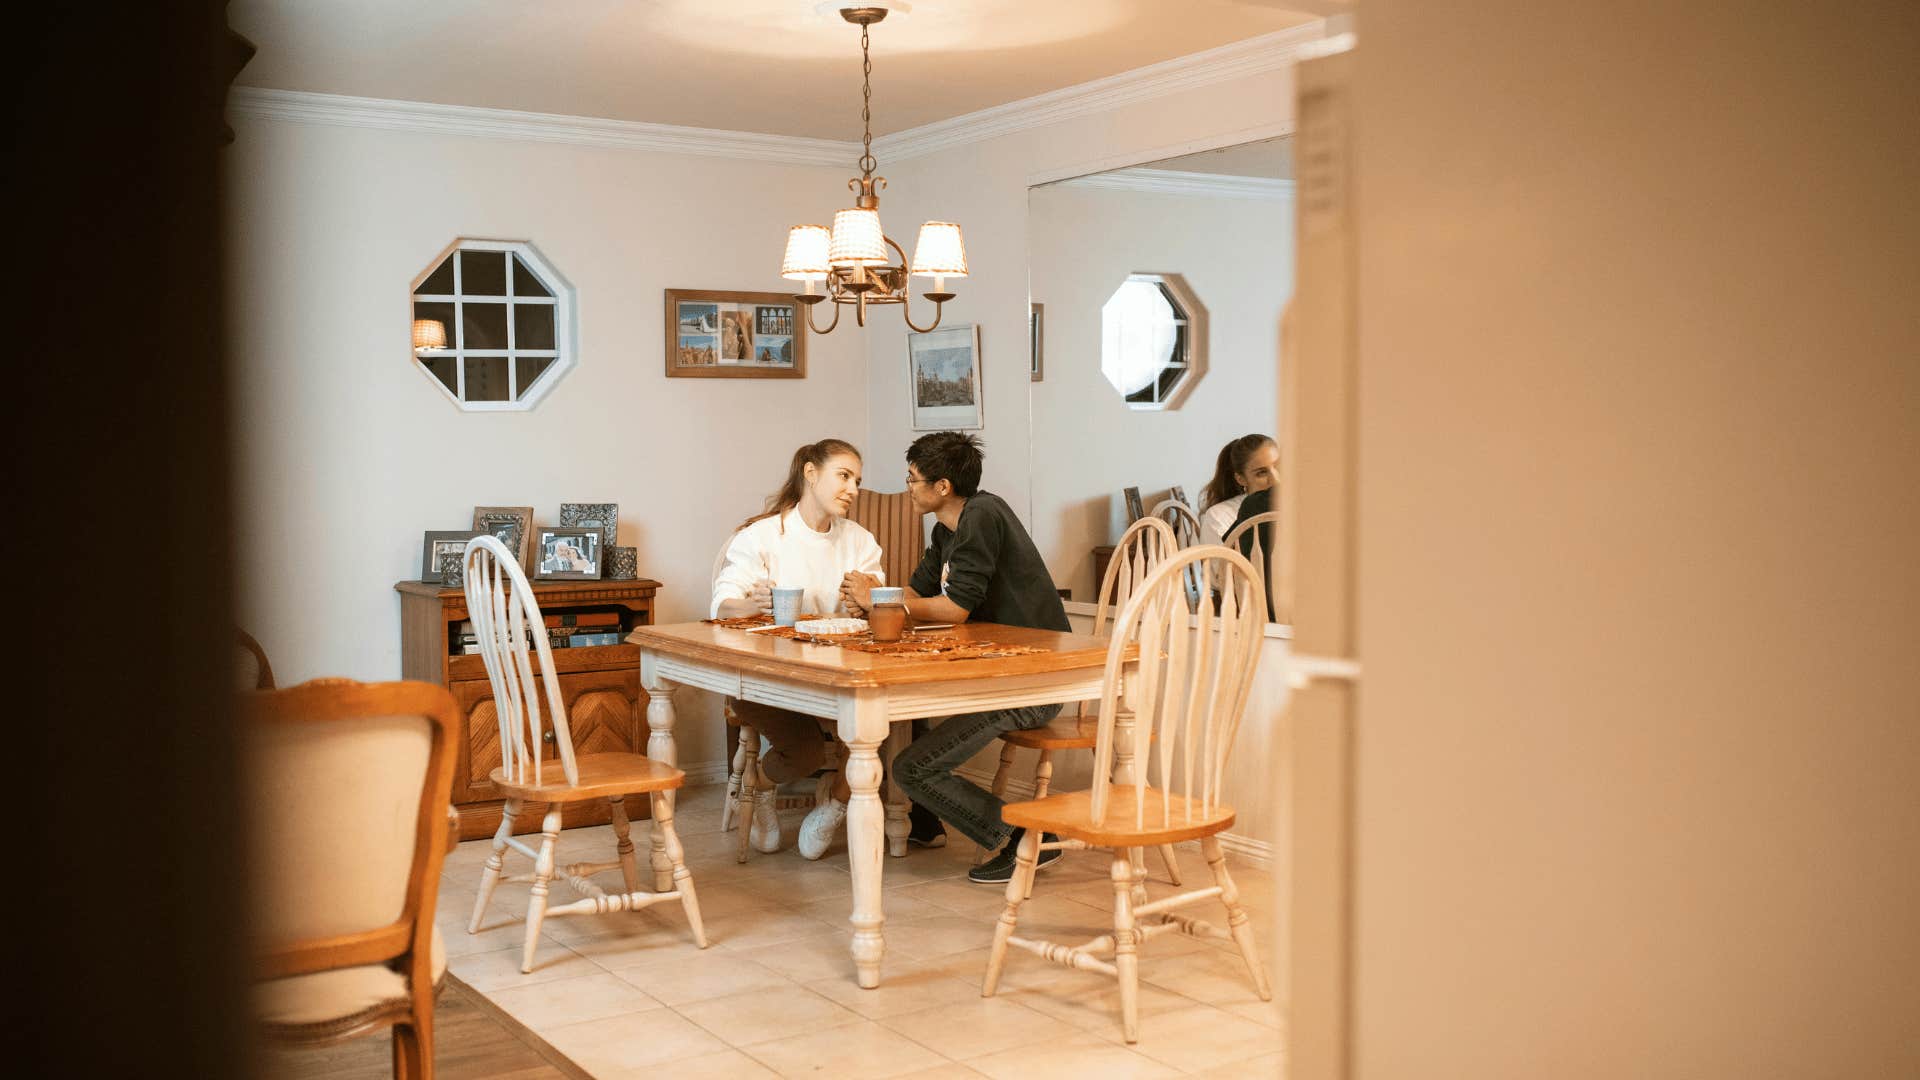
[{"x1": 1200, "y1": 434, "x2": 1279, "y2": 543}]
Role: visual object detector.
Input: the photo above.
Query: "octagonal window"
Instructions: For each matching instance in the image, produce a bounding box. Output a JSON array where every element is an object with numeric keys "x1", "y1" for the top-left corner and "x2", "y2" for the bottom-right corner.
[
  {"x1": 1100, "y1": 272, "x2": 1206, "y2": 410},
  {"x1": 411, "y1": 239, "x2": 576, "y2": 410}
]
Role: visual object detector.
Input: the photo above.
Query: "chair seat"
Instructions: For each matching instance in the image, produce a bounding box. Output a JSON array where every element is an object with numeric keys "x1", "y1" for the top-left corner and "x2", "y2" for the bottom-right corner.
[
  {"x1": 1002, "y1": 787, "x2": 1235, "y2": 846},
  {"x1": 1001, "y1": 713, "x2": 1099, "y2": 749},
  {"x1": 490, "y1": 752, "x2": 684, "y2": 801},
  {"x1": 257, "y1": 926, "x2": 446, "y2": 1036}
]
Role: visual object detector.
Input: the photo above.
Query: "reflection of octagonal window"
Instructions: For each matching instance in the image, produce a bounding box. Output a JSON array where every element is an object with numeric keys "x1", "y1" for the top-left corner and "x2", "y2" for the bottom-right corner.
[
  {"x1": 410, "y1": 239, "x2": 576, "y2": 410},
  {"x1": 1100, "y1": 273, "x2": 1205, "y2": 410}
]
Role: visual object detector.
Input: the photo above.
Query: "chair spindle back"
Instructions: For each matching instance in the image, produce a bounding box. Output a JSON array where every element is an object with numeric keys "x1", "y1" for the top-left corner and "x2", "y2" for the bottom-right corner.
[
  {"x1": 1222, "y1": 509, "x2": 1284, "y2": 619},
  {"x1": 1092, "y1": 515, "x2": 1177, "y2": 637},
  {"x1": 1149, "y1": 499, "x2": 1203, "y2": 549},
  {"x1": 463, "y1": 534, "x2": 573, "y2": 788},
  {"x1": 1090, "y1": 545, "x2": 1265, "y2": 829}
]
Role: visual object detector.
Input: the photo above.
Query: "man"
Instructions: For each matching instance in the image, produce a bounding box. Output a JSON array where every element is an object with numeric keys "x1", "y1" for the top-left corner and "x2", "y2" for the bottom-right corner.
[{"x1": 842, "y1": 431, "x2": 1072, "y2": 884}]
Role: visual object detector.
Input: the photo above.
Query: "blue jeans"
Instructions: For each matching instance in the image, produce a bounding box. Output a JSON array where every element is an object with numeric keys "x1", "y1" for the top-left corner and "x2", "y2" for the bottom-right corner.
[{"x1": 892, "y1": 704, "x2": 1061, "y2": 851}]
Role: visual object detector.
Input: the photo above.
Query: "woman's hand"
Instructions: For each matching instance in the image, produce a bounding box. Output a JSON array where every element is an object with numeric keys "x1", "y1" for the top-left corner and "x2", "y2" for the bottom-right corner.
[{"x1": 748, "y1": 580, "x2": 775, "y2": 615}]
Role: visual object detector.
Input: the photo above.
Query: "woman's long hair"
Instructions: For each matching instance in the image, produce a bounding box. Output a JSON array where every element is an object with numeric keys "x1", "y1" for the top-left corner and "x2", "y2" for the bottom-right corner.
[
  {"x1": 736, "y1": 438, "x2": 862, "y2": 534},
  {"x1": 1201, "y1": 434, "x2": 1277, "y2": 510}
]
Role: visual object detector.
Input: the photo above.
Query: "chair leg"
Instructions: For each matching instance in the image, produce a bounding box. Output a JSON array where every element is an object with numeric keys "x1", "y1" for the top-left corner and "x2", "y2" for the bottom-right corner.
[
  {"x1": 609, "y1": 795, "x2": 642, "y2": 894},
  {"x1": 1128, "y1": 846, "x2": 1150, "y2": 908},
  {"x1": 656, "y1": 790, "x2": 709, "y2": 948},
  {"x1": 468, "y1": 797, "x2": 519, "y2": 933},
  {"x1": 1203, "y1": 835, "x2": 1271, "y2": 1001},
  {"x1": 520, "y1": 804, "x2": 563, "y2": 973},
  {"x1": 719, "y1": 716, "x2": 745, "y2": 832},
  {"x1": 983, "y1": 827, "x2": 1042, "y2": 997},
  {"x1": 977, "y1": 740, "x2": 1018, "y2": 865},
  {"x1": 390, "y1": 1021, "x2": 425, "y2": 1080},
  {"x1": 1156, "y1": 843, "x2": 1184, "y2": 886},
  {"x1": 1111, "y1": 851, "x2": 1141, "y2": 1043},
  {"x1": 1032, "y1": 748, "x2": 1054, "y2": 800},
  {"x1": 735, "y1": 724, "x2": 760, "y2": 863}
]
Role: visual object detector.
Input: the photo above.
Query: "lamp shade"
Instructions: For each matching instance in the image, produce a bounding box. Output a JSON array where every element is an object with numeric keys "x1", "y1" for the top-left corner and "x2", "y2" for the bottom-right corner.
[
  {"x1": 828, "y1": 208, "x2": 889, "y2": 267},
  {"x1": 780, "y1": 224, "x2": 830, "y2": 280},
  {"x1": 411, "y1": 318, "x2": 448, "y2": 350},
  {"x1": 909, "y1": 221, "x2": 968, "y2": 278}
]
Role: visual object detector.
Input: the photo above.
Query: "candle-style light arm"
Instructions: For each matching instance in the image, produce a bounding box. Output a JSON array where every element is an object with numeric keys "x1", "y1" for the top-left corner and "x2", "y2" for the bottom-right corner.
[
  {"x1": 794, "y1": 292, "x2": 842, "y2": 335},
  {"x1": 900, "y1": 287, "x2": 951, "y2": 334}
]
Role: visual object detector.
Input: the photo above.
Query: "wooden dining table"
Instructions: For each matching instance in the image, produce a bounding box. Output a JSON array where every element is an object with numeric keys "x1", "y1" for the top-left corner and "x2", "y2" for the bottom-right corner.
[{"x1": 627, "y1": 619, "x2": 1134, "y2": 988}]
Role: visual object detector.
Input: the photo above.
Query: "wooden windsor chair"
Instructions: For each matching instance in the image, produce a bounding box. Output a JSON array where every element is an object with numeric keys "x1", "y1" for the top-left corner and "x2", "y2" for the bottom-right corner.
[
  {"x1": 981, "y1": 514, "x2": 1184, "y2": 891},
  {"x1": 247, "y1": 678, "x2": 459, "y2": 1079},
  {"x1": 462, "y1": 535, "x2": 706, "y2": 973},
  {"x1": 1149, "y1": 497, "x2": 1203, "y2": 549},
  {"x1": 982, "y1": 545, "x2": 1273, "y2": 1043},
  {"x1": 1224, "y1": 509, "x2": 1283, "y2": 621}
]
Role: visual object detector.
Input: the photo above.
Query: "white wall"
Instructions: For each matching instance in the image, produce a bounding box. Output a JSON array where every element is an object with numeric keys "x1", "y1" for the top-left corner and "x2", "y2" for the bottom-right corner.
[
  {"x1": 1346, "y1": 2, "x2": 1920, "y2": 1075},
  {"x1": 860, "y1": 69, "x2": 1300, "y2": 524},
  {"x1": 1028, "y1": 181, "x2": 1290, "y2": 599},
  {"x1": 225, "y1": 117, "x2": 868, "y2": 770}
]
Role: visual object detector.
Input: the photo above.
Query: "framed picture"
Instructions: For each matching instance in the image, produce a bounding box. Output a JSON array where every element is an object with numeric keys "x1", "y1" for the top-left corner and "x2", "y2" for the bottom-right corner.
[
  {"x1": 533, "y1": 526, "x2": 603, "y2": 580},
  {"x1": 907, "y1": 323, "x2": 984, "y2": 431},
  {"x1": 419, "y1": 530, "x2": 480, "y2": 584},
  {"x1": 1029, "y1": 302, "x2": 1044, "y2": 382},
  {"x1": 664, "y1": 289, "x2": 806, "y2": 379},
  {"x1": 1123, "y1": 486, "x2": 1145, "y2": 524},
  {"x1": 471, "y1": 506, "x2": 534, "y2": 570},
  {"x1": 559, "y1": 502, "x2": 618, "y2": 549}
]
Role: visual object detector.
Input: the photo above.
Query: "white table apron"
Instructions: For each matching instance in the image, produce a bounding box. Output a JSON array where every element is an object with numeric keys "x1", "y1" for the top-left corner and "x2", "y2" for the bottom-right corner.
[{"x1": 640, "y1": 648, "x2": 1111, "y2": 988}]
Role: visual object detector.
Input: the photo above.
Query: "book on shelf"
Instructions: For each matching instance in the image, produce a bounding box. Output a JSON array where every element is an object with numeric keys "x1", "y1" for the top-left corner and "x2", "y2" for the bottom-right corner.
[
  {"x1": 543, "y1": 611, "x2": 621, "y2": 628},
  {"x1": 567, "y1": 631, "x2": 623, "y2": 648}
]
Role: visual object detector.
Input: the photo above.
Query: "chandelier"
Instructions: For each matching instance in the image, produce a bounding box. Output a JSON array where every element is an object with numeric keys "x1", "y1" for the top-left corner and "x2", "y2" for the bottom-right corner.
[{"x1": 780, "y1": 3, "x2": 966, "y2": 334}]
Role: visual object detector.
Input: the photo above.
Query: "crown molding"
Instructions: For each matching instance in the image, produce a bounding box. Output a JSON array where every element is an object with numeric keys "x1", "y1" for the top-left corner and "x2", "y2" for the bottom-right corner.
[
  {"x1": 227, "y1": 19, "x2": 1326, "y2": 167},
  {"x1": 872, "y1": 20, "x2": 1328, "y2": 161},
  {"x1": 226, "y1": 87, "x2": 861, "y2": 167},
  {"x1": 1059, "y1": 167, "x2": 1295, "y2": 201}
]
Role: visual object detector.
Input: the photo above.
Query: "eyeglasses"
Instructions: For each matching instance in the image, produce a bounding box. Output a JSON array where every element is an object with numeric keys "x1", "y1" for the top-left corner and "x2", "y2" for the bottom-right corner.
[{"x1": 904, "y1": 475, "x2": 928, "y2": 488}]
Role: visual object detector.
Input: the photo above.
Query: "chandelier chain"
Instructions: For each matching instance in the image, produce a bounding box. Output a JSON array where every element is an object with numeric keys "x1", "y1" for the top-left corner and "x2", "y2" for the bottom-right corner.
[{"x1": 858, "y1": 24, "x2": 876, "y2": 177}]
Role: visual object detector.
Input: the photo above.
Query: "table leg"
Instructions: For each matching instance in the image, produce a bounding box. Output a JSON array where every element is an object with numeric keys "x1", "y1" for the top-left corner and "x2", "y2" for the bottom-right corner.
[
  {"x1": 839, "y1": 690, "x2": 889, "y2": 988},
  {"x1": 883, "y1": 722, "x2": 910, "y2": 858},
  {"x1": 642, "y1": 661, "x2": 677, "y2": 893}
]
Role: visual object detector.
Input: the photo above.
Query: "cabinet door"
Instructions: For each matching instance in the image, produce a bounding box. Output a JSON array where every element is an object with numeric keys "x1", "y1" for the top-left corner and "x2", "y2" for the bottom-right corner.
[{"x1": 452, "y1": 668, "x2": 644, "y2": 805}]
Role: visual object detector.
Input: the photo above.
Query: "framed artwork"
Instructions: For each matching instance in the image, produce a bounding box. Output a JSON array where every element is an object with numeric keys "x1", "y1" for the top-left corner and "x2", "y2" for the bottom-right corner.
[
  {"x1": 419, "y1": 530, "x2": 480, "y2": 583},
  {"x1": 471, "y1": 506, "x2": 534, "y2": 570},
  {"x1": 664, "y1": 289, "x2": 806, "y2": 378},
  {"x1": 1029, "y1": 302, "x2": 1044, "y2": 382},
  {"x1": 534, "y1": 526, "x2": 603, "y2": 580},
  {"x1": 559, "y1": 502, "x2": 618, "y2": 549},
  {"x1": 1123, "y1": 486, "x2": 1145, "y2": 524},
  {"x1": 907, "y1": 323, "x2": 984, "y2": 431}
]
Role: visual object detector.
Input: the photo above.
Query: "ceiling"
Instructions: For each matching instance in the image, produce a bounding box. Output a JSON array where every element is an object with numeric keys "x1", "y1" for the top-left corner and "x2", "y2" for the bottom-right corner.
[{"x1": 229, "y1": 1, "x2": 1322, "y2": 140}]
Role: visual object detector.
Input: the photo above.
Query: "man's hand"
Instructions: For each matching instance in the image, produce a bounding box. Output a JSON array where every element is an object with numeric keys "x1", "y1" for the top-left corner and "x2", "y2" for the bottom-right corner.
[{"x1": 840, "y1": 571, "x2": 880, "y2": 615}]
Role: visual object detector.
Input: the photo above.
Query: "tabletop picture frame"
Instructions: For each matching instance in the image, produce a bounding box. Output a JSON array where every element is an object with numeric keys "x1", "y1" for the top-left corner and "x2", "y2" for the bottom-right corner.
[
  {"x1": 559, "y1": 502, "x2": 618, "y2": 549},
  {"x1": 471, "y1": 506, "x2": 534, "y2": 570},
  {"x1": 665, "y1": 289, "x2": 807, "y2": 379},
  {"x1": 419, "y1": 530, "x2": 480, "y2": 584},
  {"x1": 533, "y1": 525, "x2": 603, "y2": 581}
]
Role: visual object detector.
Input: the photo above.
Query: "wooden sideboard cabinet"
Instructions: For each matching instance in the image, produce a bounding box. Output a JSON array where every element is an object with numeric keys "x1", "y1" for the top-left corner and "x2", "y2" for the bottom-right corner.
[{"x1": 396, "y1": 576, "x2": 663, "y2": 841}]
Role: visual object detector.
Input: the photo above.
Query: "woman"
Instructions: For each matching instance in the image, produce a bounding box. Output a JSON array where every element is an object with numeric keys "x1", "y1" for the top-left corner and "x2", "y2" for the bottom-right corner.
[
  {"x1": 712, "y1": 438, "x2": 883, "y2": 858},
  {"x1": 1199, "y1": 433, "x2": 1279, "y2": 543}
]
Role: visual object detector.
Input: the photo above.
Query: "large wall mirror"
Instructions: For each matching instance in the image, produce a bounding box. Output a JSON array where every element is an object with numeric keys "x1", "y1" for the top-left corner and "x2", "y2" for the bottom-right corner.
[{"x1": 1026, "y1": 135, "x2": 1294, "y2": 611}]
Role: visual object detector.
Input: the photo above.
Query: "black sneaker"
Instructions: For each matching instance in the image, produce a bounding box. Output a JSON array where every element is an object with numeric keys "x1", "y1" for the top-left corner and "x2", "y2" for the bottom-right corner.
[
  {"x1": 908, "y1": 802, "x2": 947, "y2": 848},
  {"x1": 967, "y1": 831, "x2": 1063, "y2": 884}
]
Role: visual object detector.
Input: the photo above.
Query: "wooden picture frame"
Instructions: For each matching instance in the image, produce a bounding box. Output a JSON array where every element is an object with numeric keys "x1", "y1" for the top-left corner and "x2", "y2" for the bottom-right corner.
[
  {"x1": 1029, "y1": 302, "x2": 1044, "y2": 382},
  {"x1": 559, "y1": 502, "x2": 618, "y2": 549},
  {"x1": 664, "y1": 289, "x2": 806, "y2": 378},
  {"x1": 1123, "y1": 486, "x2": 1145, "y2": 524},
  {"x1": 471, "y1": 506, "x2": 534, "y2": 571},
  {"x1": 532, "y1": 525, "x2": 604, "y2": 581},
  {"x1": 908, "y1": 323, "x2": 984, "y2": 431},
  {"x1": 419, "y1": 530, "x2": 480, "y2": 583}
]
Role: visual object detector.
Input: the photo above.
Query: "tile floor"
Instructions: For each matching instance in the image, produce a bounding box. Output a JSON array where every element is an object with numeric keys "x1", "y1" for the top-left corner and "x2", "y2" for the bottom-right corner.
[{"x1": 438, "y1": 784, "x2": 1286, "y2": 1079}]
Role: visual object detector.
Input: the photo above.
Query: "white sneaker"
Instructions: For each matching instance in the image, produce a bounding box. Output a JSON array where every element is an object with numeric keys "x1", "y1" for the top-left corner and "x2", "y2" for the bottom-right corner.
[
  {"x1": 747, "y1": 788, "x2": 781, "y2": 853},
  {"x1": 797, "y1": 797, "x2": 848, "y2": 860}
]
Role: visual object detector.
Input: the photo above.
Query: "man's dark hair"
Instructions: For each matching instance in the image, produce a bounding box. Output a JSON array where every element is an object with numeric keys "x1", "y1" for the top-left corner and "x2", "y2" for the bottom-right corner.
[{"x1": 906, "y1": 431, "x2": 984, "y2": 497}]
